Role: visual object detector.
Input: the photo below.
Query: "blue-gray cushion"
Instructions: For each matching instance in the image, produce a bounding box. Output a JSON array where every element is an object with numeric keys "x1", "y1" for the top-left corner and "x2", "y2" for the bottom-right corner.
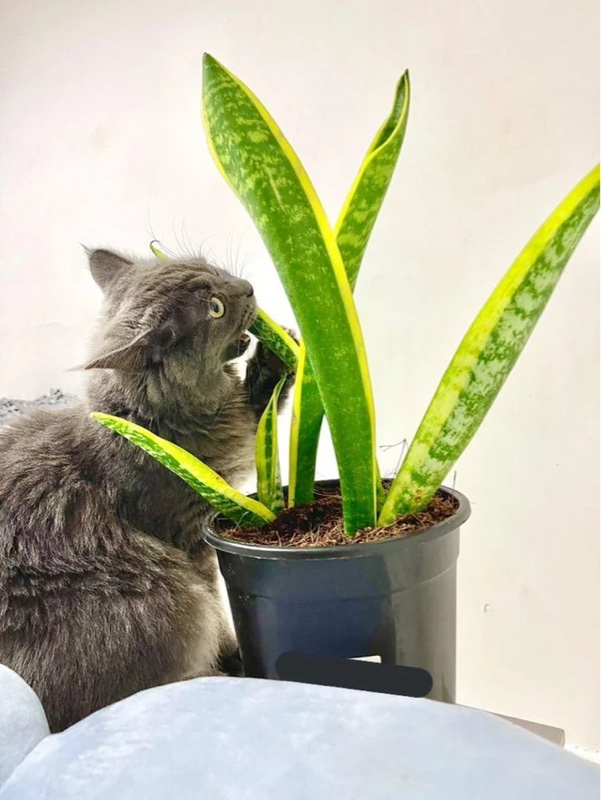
[
  {"x1": 0, "y1": 676, "x2": 597, "y2": 799},
  {"x1": 0, "y1": 665, "x2": 50, "y2": 788}
]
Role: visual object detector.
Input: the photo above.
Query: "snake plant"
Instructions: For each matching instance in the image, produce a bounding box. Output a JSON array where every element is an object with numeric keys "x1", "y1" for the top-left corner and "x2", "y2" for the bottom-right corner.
[{"x1": 94, "y1": 54, "x2": 599, "y2": 538}]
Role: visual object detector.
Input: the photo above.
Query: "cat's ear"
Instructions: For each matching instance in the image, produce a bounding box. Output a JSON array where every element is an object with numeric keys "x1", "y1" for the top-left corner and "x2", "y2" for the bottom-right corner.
[
  {"x1": 77, "y1": 323, "x2": 178, "y2": 373},
  {"x1": 81, "y1": 332, "x2": 149, "y2": 372},
  {"x1": 86, "y1": 248, "x2": 133, "y2": 291}
]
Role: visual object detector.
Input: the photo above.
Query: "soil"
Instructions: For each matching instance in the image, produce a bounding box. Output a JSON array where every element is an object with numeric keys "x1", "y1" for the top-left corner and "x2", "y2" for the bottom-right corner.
[{"x1": 219, "y1": 485, "x2": 459, "y2": 548}]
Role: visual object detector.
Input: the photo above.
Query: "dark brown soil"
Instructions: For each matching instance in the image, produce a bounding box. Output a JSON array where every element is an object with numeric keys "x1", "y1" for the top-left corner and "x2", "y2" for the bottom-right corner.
[{"x1": 219, "y1": 485, "x2": 459, "y2": 548}]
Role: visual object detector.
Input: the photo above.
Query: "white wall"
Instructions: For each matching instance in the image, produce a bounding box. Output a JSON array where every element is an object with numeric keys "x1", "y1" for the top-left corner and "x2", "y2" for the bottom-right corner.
[{"x1": 0, "y1": 0, "x2": 598, "y2": 748}]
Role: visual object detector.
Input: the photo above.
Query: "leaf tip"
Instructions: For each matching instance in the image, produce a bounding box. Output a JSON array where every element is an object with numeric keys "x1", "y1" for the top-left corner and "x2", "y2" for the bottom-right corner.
[
  {"x1": 91, "y1": 412, "x2": 114, "y2": 431},
  {"x1": 202, "y1": 53, "x2": 219, "y2": 85},
  {"x1": 202, "y1": 53, "x2": 227, "y2": 82},
  {"x1": 90, "y1": 411, "x2": 117, "y2": 427},
  {"x1": 149, "y1": 240, "x2": 169, "y2": 260}
]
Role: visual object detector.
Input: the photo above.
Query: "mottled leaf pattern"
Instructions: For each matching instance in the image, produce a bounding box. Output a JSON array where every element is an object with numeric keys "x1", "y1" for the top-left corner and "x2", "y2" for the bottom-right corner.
[
  {"x1": 256, "y1": 376, "x2": 287, "y2": 514},
  {"x1": 91, "y1": 412, "x2": 275, "y2": 528},
  {"x1": 379, "y1": 165, "x2": 600, "y2": 523},
  {"x1": 249, "y1": 308, "x2": 299, "y2": 372},
  {"x1": 289, "y1": 74, "x2": 410, "y2": 507},
  {"x1": 335, "y1": 72, "x2": 411, "y2": 287},
  {"x1": 288, "y1": 344, "x2": 324, "y2": 504},
  {"x1": 202, "y1": 54, "x2": 377, "y2": 535}
]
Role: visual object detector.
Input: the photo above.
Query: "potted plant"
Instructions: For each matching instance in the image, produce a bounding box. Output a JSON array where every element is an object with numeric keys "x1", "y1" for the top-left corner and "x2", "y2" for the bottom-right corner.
[{"x1": 93, "y1": 54, "x2": 599, "y2": 702}]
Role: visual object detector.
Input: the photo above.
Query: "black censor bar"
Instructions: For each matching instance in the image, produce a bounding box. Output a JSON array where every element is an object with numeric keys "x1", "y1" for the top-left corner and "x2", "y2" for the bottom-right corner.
[{"x1": 275, "y1": 652, "x2": 433, "y2": 697}]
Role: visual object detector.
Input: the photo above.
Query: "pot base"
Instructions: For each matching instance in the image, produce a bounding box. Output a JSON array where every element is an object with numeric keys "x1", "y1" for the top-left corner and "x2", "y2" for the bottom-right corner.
[{"x1": 204, "y1": 481, "x2": 471, "y2": 703}]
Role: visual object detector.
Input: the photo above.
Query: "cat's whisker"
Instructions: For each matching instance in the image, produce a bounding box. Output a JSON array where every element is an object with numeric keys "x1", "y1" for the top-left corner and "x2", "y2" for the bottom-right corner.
[{"x1": 181, "y1": 218, "x2": 194, "y2": 260}]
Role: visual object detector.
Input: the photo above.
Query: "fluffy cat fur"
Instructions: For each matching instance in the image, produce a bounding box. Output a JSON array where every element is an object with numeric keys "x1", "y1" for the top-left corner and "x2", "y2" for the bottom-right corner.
[{"x1": 0, "y1": 249, "x2": 294, "y2": 732}]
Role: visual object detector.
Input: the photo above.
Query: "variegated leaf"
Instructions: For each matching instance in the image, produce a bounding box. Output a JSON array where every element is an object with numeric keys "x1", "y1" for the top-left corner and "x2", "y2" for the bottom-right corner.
[
  {"x1": 92, "y1": 412, "x2": 275, "y2": 528},
  {"x1": 289, "y1": 73, "x2": 410, "y2": 508},
  {"x1": 202, "y1": 53, "x2": 378, "y2": 535},
  {"x1": 255, "y1": 376, "x2": 287, "y2": 514},
  {"x1": 379, "y1": 165, "x2": 600, "y2": 523}
]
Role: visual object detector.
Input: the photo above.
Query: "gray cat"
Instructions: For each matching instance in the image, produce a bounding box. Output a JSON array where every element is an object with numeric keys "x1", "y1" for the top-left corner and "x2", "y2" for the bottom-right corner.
[{"x1": 0, "y1": 249, "x2": 294, "y2": 732}]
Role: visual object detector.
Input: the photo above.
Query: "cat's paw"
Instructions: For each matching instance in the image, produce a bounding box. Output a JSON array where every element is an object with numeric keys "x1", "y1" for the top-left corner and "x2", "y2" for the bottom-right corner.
[
  {"x1": 217, "y1": 647, "x2": 244, "y2": 677},
  {"x1": 247, "y1": 324, "x2": 298, "y2": 414},
  {"x1": 253, "y1": 326, "x2": 299, "y2": 379},
  {"x1": 283, "y1": 326, "x2": 299, "y2": 342},
  {"x1": 283, "y1": 327, "x2": 300, "y2": 347}
]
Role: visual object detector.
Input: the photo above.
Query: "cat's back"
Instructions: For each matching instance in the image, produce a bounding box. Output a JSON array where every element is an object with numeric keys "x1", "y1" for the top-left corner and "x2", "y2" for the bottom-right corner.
[{"x1": 0, "y1": 405, "x2": 102, "y2": 528}]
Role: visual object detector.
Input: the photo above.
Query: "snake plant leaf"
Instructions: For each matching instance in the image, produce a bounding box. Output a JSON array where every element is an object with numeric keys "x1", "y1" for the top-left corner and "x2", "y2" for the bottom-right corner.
[
  {"x1": 288, "y1": 344, "x2": 324, "y2": 504},
  {"x1": 335, "y1": 70, "x2": 411, "y2": 287},
  {"x1": 378, "y1": 165, "x2": 600, "y2": 524},
  {"x1": 149, "y1": 240, "x2": 170, "y2": 260},
  {"x1": 249, "y1": 308, "x2": 299, "y2": 372},
  {"x1": 255, "y1": 376, "x2": 287, "y2": 514},
  {"x1": 91, "y1": 412, "x2": 275, "y2": 528},
  {"x1": 289, "y1": 72, "x2": 410, "y2": 507},
  {"x1": 202, "y1": 53, "x2": 377, "y2": 535}
]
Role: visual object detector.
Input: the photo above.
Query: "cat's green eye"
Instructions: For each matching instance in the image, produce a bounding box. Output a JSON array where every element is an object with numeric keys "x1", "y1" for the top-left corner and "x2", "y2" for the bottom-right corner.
[{"x1": 208, "y1": 297, "x2": 225, "y2": 319}]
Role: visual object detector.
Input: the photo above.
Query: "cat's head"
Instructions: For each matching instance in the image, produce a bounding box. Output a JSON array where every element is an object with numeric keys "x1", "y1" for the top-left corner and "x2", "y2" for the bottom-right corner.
[{"x1": 83, "y1": 249, "x2": 257, "y2": 412}]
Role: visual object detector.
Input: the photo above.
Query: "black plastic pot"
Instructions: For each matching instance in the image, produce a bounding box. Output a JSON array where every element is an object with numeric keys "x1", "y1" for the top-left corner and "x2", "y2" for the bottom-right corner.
[{"x1": 203, "y1": 480, "x2": 471, "y2": 702}]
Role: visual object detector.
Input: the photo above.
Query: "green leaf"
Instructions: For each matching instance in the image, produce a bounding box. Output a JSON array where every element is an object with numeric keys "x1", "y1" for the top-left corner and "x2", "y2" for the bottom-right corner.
[
  {"x1": 289, "y1": 73, "x2": 410, "y2": 506},
  {"x1": 255, "y1": 376, "x2": 287, "y2": 514},
  {"x1": 249, "y1": 308, "x2": 299, "y2": 372},
  {"x1": 335, "y1": 71, "x2": 411, "y2": 287},
  {"x1": 202, "y1": 53, "x2": 378, "y2": 536},
  {"x1": 91, "y1": 412, "x2": 275, "y2": 528},
  {"x1": 378, "y1": 165, "x2": 600, "y2": 524},
  {"x1": 288, "y1": 343, "x2": 325, "y2": 505},
  {"x1": 149, "y1": 240, "x2": 170, "y2": 260}
]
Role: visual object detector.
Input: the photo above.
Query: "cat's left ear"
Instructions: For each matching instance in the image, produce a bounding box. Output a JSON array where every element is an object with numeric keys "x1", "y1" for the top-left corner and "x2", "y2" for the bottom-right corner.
[
  {"x1": 79, "y1": 331, "x2": 150, "y2": 372},
  {"x1": 75, "y1": 322, "x2": 178, "y2": 373},
  {"x1": 86, "y1": 248, "x2": 133, "y2": 291}
]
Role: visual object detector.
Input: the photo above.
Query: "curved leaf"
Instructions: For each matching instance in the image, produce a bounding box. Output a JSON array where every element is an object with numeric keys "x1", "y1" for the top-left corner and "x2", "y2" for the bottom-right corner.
[
  {"x1": 202, "y1": 53, "x2": 377, "y2": 535},
  {"x1": 289, "y1": 73, "x2": 410, "y2": 506},
  {"x1": 249, "y1": 308, "x2": 299, "y2": 372},
  {"x1": 149, "y1": 240, "x2": 170, "y2": 260},
  {"x1": 379, "y1": 165, "x2": 600, "y2": 524},
  {"x1": 92, "y1": 412, "x2": 275, "y2": 528}
]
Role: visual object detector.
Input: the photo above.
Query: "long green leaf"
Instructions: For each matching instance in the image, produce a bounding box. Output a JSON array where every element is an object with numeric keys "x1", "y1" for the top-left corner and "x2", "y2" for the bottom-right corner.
[
  {"x1": 202, "y1": 53, "x2": 377, "y2": 535},
  {"x1": 249, "y1": 308, "x2": 299, "y2": 372},
  {"x1": 92, "y1": 412, "x2": 275, "y2": 528},
  {"x1": 289, "y1": 72, "x2": 410, "y2": 507},
  {"x1": 256, "y1": 376, "x2": 287, "y2": 514},
  {"x1": 379, "y1": 165, "x2": 600, "y2": 524}
]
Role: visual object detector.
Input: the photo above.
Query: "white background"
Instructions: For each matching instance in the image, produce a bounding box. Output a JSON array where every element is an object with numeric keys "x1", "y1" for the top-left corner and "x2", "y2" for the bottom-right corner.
[{"x1": 0, "y1": 0, "x2": 598, "y2": 749}]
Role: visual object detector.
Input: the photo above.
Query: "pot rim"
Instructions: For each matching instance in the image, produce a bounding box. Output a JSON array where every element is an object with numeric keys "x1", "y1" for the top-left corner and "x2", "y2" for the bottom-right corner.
[{"x1": 203, "y1": 481, "x2": 471, "y2": 561}]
